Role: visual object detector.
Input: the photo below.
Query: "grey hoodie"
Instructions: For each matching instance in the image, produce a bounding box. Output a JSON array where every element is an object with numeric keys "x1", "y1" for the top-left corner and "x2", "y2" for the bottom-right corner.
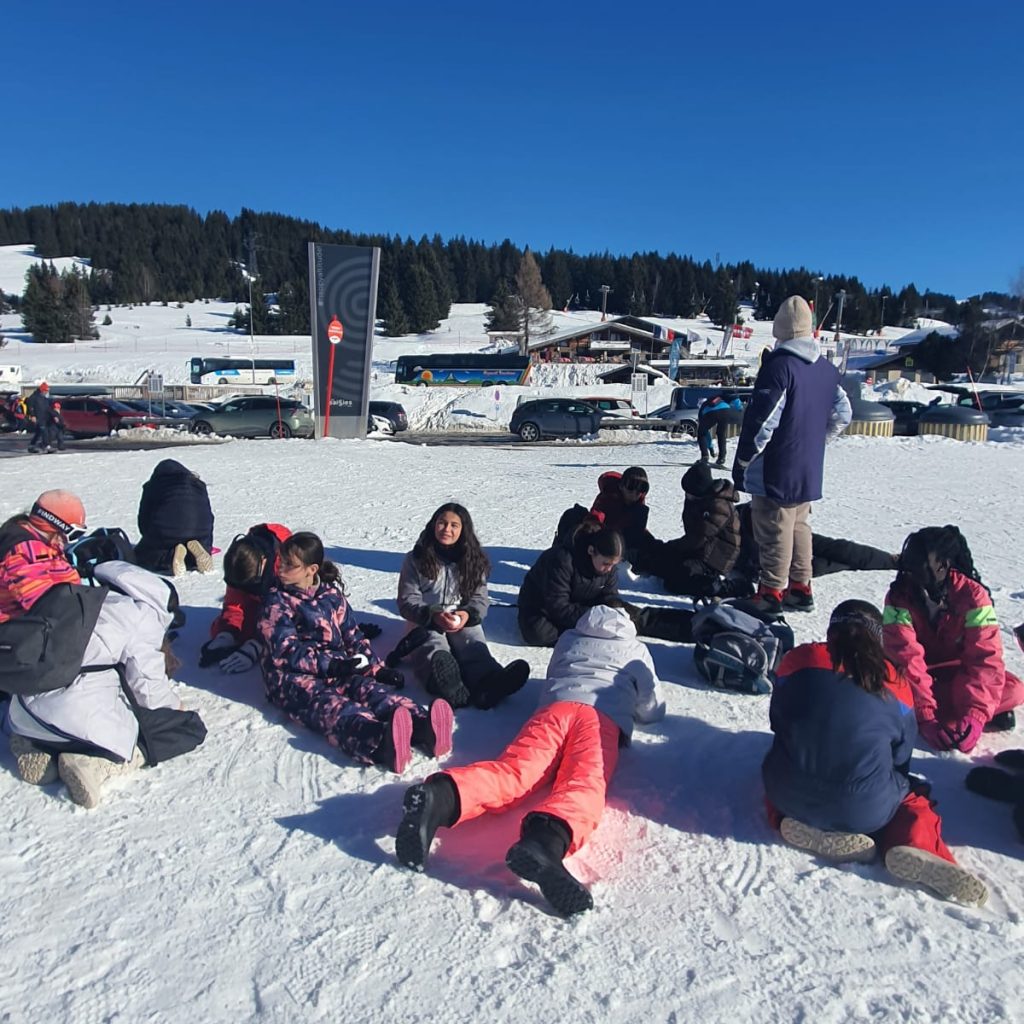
[{"x1": 538, "y1": 605, "x2": 666, "y2": 744}]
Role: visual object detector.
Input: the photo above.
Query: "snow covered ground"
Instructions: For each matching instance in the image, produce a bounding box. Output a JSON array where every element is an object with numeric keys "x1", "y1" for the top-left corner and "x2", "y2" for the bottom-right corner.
[{"x1": 2, "y1": 251, "x2": 1024, "y2": 1022}]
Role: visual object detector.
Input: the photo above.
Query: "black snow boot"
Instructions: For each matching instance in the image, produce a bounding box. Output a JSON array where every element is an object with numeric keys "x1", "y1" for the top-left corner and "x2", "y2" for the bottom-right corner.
[
  {"x1": 395, "y1": 774, "x2": 460, "y2": 871},
  {"x1": 427, "y1": 650, "x2": 471, "y2": 708},
  {"x1": 385, "y1": 625, "x2": 432, "y2": 669},
  {"x1": 472, "y1": 659, "x2": 531, "y2": 710},
  {"x1": 505, "y1": 813, "x2": 593, "y2": 917}
]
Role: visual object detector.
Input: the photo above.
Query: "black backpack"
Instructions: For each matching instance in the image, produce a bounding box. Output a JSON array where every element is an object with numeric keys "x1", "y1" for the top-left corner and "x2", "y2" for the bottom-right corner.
[
  {"x1": 0, "y1": 582, "x2": 109, "y2": 696},
  {"x1": 691, "y1": 599, "x2": 794, "y2": 695},
  {"x1": 65, "y1": 527, "x2": 136, "y2": 581}
]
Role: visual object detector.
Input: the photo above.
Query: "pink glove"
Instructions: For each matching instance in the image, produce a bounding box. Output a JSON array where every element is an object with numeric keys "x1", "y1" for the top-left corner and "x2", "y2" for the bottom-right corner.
[
  {"x1": 917, "y1": 718, "x2": 951, "y2": 751},
  {"x1": 941, "y1": 713, "x2": 986, "y2": 753}
]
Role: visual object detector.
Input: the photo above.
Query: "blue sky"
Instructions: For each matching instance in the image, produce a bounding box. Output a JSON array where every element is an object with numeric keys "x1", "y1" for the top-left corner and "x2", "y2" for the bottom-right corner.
[{"x1": 4, "y1": 0, "x2": 1021, "y2": 298}]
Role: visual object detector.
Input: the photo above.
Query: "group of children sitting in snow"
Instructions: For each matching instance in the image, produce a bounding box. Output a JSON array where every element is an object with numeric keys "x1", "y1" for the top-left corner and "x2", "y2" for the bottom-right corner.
[{"x1": 2, "y1": 464, "x2": 1023, "y2": 917}]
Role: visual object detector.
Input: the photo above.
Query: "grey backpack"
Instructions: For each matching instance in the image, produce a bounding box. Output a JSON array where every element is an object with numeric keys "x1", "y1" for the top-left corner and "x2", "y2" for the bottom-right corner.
[{"x1": 691, "y1": 600, "x2": 794, "y2": 695}]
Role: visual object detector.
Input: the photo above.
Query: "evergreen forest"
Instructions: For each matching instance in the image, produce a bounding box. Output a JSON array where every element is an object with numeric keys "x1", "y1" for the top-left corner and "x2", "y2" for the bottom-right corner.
[{"x1": 0, "y1": 202, "x2": 1015, "y2": 343}]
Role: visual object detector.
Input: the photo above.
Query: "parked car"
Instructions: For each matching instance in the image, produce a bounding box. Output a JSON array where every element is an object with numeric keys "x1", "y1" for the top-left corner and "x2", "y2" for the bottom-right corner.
[
  {"x1": 113, "y1": 399, "x2": 187, "y2": 429},
  {"x1": 189, "y1": 396, "x2": 314, "y2": 439},
  {"x1": 121, "y1": 398, "x2": 207, "y2": 421},
  {"x1": 57, "y1": 396, "x2": 168, "y2": 437},
  {"x1": 367, "y1": 413, "x2": 395, "y2": 435},
  {"x1": 653, "y1": 386, "x2": 753, "y2": 438},
  {"x1": 580, "y1": 396, "x2": 639, "y2": 418},
  {"x1": 509, "y1": 398, "x2": 603, "y2": 442},
  {"x1": 957, "y1": 390, "x2": 1024, "y2": 411},
  {"x1": 368, "y1": 400, "x2": 408, "y2": 432},
  {"x1": 878, "y1": 399, "x2": 932, "y2": 436},
  {"x1": 987, "y1": 396, "x2": 1024, "y2": 428}
]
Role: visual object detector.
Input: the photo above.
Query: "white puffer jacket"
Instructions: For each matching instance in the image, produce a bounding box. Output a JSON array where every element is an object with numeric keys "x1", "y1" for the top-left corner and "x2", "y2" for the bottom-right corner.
[
  {"x1": 538, "y1": 605, "x2": 666, "y2": 744},
  {"x1": 5, "y1": 561, "x2": 181, "y2": 761}
]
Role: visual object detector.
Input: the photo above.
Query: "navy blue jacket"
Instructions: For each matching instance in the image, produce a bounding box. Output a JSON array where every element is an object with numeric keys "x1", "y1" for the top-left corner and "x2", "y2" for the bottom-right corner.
[
  {"x1": 762, "y1": 643, "x2": 916, "y2": 834},
  {"x1": 733, "y1": 338, "x2": 851, "y2": 503},
  {"x1": 135, "y1": 459, "x2": 214, "y2": 571}
]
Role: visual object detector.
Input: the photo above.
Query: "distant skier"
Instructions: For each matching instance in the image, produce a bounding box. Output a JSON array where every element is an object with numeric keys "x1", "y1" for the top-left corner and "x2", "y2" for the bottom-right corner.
[{"x1": 26, "y1": 381, "x2": 54, "y2": 453}]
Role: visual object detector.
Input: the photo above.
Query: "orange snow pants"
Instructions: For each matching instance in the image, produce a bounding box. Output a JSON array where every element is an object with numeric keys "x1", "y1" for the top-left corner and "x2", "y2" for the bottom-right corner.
[{"x1": 444, "y1": 701, "x2": 621, "y2": 854}]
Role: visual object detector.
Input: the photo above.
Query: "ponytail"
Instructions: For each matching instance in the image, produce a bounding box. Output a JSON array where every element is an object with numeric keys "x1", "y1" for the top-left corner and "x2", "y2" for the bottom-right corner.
[{"x1": 826, "y1": 599, "x2": 890, "y2": 695}]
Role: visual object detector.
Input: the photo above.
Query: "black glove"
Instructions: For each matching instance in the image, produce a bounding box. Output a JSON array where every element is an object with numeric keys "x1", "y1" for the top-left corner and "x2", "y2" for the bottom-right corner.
[
  {"x1": 200, "y1": 636, "x2": 238, "y2": 667},
  {"x1": 375, "y1": 667, "x2": 405, "y2": 689},
  {"x1": 357, "y1": 621, "x2": 382, "y2": 639},
  {"x1": 326, "y1": 656, "x2": 367, "y2": 680}
]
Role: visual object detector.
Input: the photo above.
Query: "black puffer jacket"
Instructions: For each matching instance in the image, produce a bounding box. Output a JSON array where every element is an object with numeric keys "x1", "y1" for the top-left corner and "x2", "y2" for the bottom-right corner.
[
  {"x1": 518, "y1": 532, "x2": 619, "y2": 644},
  {"x1": 135, "y1": 459, "x2": 214, "y2": 571},
  {"x1": 675, "y1": 479, "x2": 741, "y2": 574}
]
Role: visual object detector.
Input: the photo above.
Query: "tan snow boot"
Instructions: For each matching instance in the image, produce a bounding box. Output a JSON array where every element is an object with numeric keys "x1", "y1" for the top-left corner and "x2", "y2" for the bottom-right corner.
[{"x1": 10, "y1": 734, "x2": 58, "y2": 786}]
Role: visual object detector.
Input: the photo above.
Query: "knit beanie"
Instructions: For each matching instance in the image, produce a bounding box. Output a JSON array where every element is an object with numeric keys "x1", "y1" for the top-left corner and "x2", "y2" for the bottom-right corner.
[
  {"x1": 31, "y1": 489, "x2": 86, "y2": 535},
  {"x1": 681, "y1": 461, "x2": 714, "y2": 497},
  {"x1": 773, "y1": 296, "x2": 814, "y2": 342}
]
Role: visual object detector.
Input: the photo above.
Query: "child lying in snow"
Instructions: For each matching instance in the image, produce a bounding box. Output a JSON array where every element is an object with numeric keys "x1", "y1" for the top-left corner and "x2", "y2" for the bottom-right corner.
[{"x1": 394, "y1": 603, "x2": 665, "y2": 917}]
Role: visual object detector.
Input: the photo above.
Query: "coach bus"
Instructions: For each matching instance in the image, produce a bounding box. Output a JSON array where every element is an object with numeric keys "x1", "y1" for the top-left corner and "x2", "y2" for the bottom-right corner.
[
  {"x1": 394, "y1": 353, "x2": 532, "y2": 387},
  {"x1": 189, "y1": 357, "x2": 296, "y2": 386}
]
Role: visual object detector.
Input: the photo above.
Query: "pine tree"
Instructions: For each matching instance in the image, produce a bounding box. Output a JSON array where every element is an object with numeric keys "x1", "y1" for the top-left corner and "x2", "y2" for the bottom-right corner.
[
  {"x1": 514, "y1": 249, "x2": 553, "y2": 354},
  {"x1": 64, "y1": 266, "x2": 98, "y2": 339},
  {"x1": 707, "y1": 268, "x2": 738, "y2": 328},
  {"x1": 485, "y1": 280, "x2": 521, "y2": 334},
  {"x1": 406, "y1": 263, "x2": 441, "y2": 333},
  {"x1": 378, "y1": 277, "x2": 410, "y2": 336}
]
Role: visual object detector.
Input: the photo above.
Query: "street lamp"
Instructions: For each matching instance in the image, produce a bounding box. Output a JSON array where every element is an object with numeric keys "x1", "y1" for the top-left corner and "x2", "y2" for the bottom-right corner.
[
  {"x1": 813, "y1": 276, "x2": 824, "y2": 333},
  {"x1": 880, "y1": 293, "x2": 888, "y2": 335}
]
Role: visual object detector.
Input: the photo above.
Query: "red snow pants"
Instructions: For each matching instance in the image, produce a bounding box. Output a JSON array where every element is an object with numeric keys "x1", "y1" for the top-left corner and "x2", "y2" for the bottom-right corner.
[
  {"x1": 876, "y1": 792, "x2": 955, "y2": 864},
  {"x1": 444, "y1": 701, "x2": 621, "y2": 854},
  {"x1": 767, "y1": 791, "x2": 956, "y2": 864}
]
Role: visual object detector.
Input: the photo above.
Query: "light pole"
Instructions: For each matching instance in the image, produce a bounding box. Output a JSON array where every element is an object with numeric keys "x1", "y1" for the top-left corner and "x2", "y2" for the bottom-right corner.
[
  {"x1": 245, "y1": 271, "x2": 257, "y2": 383},
  {"x1": 880, "y1": 293, "x2": 888, "y2": 335},
  {"x1": 813, "y1": 276, "x2": 824, "y2": 336}
]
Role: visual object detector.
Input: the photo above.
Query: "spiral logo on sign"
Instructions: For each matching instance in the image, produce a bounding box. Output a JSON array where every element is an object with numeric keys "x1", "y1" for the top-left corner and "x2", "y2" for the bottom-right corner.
[{"x1": 314, "y1": 247, "x2": 374, "y2": 412}]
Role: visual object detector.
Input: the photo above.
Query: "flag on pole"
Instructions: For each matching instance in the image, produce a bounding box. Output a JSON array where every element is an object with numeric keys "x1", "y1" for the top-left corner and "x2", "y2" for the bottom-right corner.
[{"x1": 668, "y1": 335, "x2": 682, "y2": 380}]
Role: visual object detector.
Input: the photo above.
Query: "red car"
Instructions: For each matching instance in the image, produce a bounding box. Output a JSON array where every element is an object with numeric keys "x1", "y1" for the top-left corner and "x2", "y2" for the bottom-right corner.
[{"x1": 57, "y1": 396, "x2": 166, "y2": 437}]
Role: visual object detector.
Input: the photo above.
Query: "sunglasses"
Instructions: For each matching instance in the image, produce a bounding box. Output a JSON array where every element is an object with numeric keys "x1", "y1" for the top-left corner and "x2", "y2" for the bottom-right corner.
[
  {"x1": 65, "y1": 524, "x2": 87, "y2": 543},
  {"x1": 623, "y1": 481, "x2": 649, "y2": 495}
]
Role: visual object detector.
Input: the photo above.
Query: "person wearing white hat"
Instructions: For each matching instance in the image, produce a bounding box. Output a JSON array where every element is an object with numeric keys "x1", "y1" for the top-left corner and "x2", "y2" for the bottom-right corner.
[{"x1": 732, "y1": 296, "x2": 851, "y2": 614}]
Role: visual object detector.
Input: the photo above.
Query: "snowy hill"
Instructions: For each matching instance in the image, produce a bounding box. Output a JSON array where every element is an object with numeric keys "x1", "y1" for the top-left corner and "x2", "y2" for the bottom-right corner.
[{"x1": 1, "y1": 294, "x2": 1023, "y2": 1022}]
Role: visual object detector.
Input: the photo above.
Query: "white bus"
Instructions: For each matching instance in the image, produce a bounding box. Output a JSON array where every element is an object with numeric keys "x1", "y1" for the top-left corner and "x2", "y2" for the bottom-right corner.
[{"x1": 189, "y1": 357, "x2": 295, "y2": 386}]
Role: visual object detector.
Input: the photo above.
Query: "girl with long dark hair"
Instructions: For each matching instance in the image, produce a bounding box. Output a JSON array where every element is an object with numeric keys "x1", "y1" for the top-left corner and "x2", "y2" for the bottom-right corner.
[
  {"x1": 762, "y1": 599, "x2": 987, "y2": 906},
  {"x1": 396, "y1": 504, "x2": 529, "y2": 710},
  {"x1": 518, "y1": 523, "x2": 623, "y2": 647},
  {"x1": 258, "y1": 532, "x2": 452, "y2": 773}
]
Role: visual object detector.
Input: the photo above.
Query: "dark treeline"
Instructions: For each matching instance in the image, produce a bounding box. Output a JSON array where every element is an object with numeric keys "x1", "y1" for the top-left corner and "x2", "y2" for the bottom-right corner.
[{"x1": 0, "y1": 202, "x2": 1014, "y2": 339}]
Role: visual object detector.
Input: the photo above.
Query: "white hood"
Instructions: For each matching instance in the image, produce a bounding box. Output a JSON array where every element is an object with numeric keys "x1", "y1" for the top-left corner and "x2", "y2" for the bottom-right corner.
[
  {"x1": 93, "y1": 560, "x2": 178, "y2": 630},
  {"x1": 574, "y1": 604, "x2": 637, "y2": 641}
]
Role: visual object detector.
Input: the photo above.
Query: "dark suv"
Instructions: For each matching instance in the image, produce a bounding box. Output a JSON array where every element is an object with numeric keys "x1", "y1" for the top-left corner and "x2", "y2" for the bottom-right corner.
[
  {"x1": 509, "y1": 399, "x2": 603, "y2": 442},
  {"x1": 368, "y1": 400, "x2": 408, "y2": 432}
]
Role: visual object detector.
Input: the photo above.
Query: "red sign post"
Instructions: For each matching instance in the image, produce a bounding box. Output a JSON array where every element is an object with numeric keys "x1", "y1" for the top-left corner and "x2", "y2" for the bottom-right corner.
[{"x1": 322, "y1": 316, "x2": 344, "y2": 437}]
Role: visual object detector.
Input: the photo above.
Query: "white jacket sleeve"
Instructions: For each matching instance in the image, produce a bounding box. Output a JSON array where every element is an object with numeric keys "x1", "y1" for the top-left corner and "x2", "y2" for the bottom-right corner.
[
  {"x1": 120, "y1": 603, "x2": 181, "y2": 710},
  {"x1": 631, "y1": 643, "x2": 666, "y2": 724}
]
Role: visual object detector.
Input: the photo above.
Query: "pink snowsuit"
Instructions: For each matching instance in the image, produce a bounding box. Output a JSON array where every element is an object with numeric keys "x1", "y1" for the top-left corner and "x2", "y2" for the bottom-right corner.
[{"x1": 883, "y1": 569, "x2": 1024, "y2": 730}]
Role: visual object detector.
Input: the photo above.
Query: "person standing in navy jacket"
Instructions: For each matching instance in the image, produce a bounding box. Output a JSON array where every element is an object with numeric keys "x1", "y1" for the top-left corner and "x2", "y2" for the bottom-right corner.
[
  {"x1": 733, "y1": 296, "x2": 851, "y2": 613},
  {"x1": 763, "y1": 599, "x2": 987, "y2": 906}
]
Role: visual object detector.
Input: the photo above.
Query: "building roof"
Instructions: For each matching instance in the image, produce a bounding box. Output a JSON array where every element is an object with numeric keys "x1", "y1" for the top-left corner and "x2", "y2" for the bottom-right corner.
[{"x1": 527, "y1": 316, "x2": 687, "y2": 353}]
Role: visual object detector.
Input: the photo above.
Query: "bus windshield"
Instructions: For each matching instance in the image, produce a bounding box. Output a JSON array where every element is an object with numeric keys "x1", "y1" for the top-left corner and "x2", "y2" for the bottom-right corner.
[
  {"x1": 394, "y1": 353, "x2": 531, "y2": 386},
  {"x1": 189, "y1": 357, "x2": 296, "y2": 385}
]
